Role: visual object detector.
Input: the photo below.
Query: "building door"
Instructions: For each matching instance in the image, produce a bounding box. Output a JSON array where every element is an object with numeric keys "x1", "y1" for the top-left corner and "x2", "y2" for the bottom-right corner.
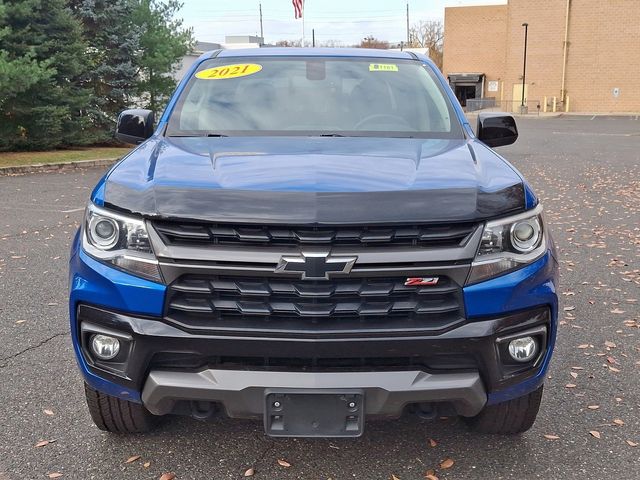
[
  {"x1": 512, "y1": 84, "x2": 528, "y2": 112},
  {"x1": 454, "y1": 85, "x2": 477, "y2": 107},
  {"x1": 447, "y1": 74, "x2": 484, "y2": 108}
]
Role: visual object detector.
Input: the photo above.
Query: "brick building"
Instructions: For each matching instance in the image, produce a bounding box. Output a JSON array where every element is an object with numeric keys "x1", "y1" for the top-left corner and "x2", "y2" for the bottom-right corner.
[{"x1": 443, "y1": 1, "x2": 640, "y2": 113}]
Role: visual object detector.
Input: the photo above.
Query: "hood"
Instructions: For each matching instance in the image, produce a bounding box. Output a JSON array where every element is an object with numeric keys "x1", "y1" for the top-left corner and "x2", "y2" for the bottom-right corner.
[{"x1": 102, "y1": 136, "x2": 525, "y2": 224}]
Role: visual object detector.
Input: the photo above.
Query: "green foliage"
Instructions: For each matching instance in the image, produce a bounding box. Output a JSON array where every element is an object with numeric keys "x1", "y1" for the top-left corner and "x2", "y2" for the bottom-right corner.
[
  {"x1": 0, "y1": 0, "x2": 93, "y2": 150},
  {"x1": 133, "y1": 0, "x2": 193, "y2": 114},
  {"x1": 0, "y1": 0, "x2": 193, "y2": 151},
  {"x1": 69, "y1": 0, "x2": 141, "y2": 140}
]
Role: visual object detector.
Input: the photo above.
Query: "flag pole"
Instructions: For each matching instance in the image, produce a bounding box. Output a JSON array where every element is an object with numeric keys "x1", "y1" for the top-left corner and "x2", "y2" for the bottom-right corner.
[{"x1": 302, "y1": 0, "x2": 306, "y2": 46}]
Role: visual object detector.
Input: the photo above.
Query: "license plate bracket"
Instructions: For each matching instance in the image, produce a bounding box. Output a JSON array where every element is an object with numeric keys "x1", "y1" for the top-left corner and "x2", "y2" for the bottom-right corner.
[{"x1": 264, "y1": 390, "x2": 364, "y2": 437}]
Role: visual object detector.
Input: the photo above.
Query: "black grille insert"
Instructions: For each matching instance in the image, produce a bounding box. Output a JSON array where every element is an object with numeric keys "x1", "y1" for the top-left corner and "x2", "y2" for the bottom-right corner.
[
  {"x1": 149, "y1": 352, "x2": 478, "y2": 373},
  {"x1": 154, "y1": 221, "x2": 478, "y2": 248},
  {"x1": 165, "y1": 275, "x2": 465, "y2": 336}
]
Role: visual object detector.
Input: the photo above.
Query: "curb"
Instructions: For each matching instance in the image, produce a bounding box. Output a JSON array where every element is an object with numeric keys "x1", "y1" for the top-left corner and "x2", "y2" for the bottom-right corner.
[{"x1": 0, "y1": 157, "x2": 119, "y2": 176}]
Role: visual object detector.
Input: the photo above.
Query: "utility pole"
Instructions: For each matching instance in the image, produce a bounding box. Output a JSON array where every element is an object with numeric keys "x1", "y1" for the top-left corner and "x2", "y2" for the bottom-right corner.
[
  {"x1": 312, "y1": 28, "x2": 315, "y2": 47},
  {"x1": 406, "y1": 3, "x2": 410, "y2": 45},
  {"x1": 521, "y1": 23, "x2": 529, "y2": 112},
  {"x1": 259, "y1": 3, "x2": 264, "y2": 40}
]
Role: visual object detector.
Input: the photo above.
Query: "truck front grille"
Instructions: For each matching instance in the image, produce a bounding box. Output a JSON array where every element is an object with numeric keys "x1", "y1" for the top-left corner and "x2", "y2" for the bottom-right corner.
[
  {"x1": 153, "y1": 221, "x2": 477, "y2": 248},
  {"x1": 165, "y1": 274, "x2": 465, "y2": 337},
  {"x1": 149, "y1": 352, "x2": 478, "y2": 373}
]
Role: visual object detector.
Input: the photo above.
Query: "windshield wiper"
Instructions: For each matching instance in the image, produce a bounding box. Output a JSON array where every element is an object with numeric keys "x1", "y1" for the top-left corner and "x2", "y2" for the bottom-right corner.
[
  {"x1": 207, "y1": 133, "x2": 229, "y2": 137},
  {"x1": 317, "y1": 133, "x2": 345, "y2": 137}
]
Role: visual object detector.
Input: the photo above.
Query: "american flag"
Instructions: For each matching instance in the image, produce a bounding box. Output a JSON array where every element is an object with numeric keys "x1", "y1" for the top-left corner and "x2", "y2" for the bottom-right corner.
[{"x1": 292, "y1": 0, "x2": 303, "y2": 19}]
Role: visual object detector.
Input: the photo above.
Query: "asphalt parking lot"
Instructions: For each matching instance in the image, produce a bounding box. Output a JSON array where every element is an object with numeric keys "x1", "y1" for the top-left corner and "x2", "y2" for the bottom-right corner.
[{"x1": 0, "y1": 115, "x2": 638, "y2": 480}]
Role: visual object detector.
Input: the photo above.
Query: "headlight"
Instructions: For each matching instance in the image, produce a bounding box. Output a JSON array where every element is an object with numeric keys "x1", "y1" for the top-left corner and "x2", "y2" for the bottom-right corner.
[
  {"x1": 467, "y1": 205, "x2": 546, "y2": 284},
  {"x1": 82, "y1": 203, "x2": 162, "y2": 282}
]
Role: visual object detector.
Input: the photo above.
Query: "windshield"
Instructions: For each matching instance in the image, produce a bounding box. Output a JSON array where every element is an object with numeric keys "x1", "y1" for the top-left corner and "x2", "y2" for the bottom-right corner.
[{"x1": 166, "y1": 56, "x2": 462, "y2": 139}]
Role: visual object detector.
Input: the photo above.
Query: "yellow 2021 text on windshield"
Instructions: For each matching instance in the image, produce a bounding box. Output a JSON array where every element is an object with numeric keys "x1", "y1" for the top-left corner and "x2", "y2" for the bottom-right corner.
[{"x1": 195, "y1": 63, "x2": 263, "y2": 80}]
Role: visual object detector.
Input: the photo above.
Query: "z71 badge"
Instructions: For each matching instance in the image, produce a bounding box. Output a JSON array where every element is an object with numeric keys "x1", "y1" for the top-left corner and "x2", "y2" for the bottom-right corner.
[{"x1": 404, "y1": 277, "x2": 439, "y2": 286}]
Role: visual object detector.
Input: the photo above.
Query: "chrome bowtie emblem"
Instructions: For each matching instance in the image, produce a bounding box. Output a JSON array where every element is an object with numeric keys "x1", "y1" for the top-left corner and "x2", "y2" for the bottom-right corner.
[{"x1": 276, "y1": 252, "x2": 357, "y2": 280}]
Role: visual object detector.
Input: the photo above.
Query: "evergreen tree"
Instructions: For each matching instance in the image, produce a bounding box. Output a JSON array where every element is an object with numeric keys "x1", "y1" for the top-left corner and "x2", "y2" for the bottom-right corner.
[
  {"x1": 69, "y1": 0, "x2": 140, "y2": 140},
  {"x1": 133, "y1": 0, "x2": 193, "y2": 114},
  {"x1": 0, "y1": 0, "x2": 193, "y2": 150},
  {"x1": 0, "y1": 0, "x2": 93, "y2": 150}
]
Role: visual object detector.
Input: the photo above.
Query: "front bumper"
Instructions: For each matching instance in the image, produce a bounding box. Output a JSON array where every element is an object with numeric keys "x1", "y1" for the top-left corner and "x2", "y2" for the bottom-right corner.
[
  {"x1": 69, "y1": 230, "x2": 559, "y2": 415},
  {"x1": 143, "y1": 369, "x2": 486, "y2": 418}
]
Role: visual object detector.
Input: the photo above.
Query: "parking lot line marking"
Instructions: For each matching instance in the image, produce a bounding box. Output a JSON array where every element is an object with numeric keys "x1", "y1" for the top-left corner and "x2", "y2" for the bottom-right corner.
[
  {"x1": 552, "y1": 131, "x2": 635, "y2": 137},
  {"x1": 0, "y1": 205, "x2": 84, "y2": 213}
]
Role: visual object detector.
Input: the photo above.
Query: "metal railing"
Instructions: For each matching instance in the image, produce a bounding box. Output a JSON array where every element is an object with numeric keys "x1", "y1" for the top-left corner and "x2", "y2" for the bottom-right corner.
[{"x1": 464, "y1": 97, "x2": 569, "y2": 114}]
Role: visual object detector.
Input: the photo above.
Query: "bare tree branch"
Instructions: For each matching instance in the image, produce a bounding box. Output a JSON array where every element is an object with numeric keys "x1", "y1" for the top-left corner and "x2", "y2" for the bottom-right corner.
[
  {"x1": 359, "y1": 36, "x2": 389, "y2": 49},
  {"x1": 408, "y1": 20, "x2": 443, "y2": 69}
]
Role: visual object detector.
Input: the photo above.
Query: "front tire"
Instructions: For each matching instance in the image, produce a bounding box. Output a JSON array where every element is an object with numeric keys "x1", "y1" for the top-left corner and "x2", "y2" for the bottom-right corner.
[
  {"x1": 84, "y1": 383, "x2": 159, "y2": 433},
  {"x1": 465, "y1": 385, "x2": 543, "y2": 434}
]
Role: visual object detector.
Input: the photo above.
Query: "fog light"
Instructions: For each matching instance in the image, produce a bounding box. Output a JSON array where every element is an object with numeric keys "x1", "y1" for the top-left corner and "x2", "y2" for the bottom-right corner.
[
  {"x1": 508, "y1": 336, "x2": 538, "y2": 362},
  {"x1": 91, "y1": 334, "x2": 120, "y2": 360}
]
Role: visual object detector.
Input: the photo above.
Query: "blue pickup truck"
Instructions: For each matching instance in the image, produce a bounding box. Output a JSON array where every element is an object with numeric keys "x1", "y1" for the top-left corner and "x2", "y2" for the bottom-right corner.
[{"x1": 69, "y1": 48, "x2": 558, "y2": 437}]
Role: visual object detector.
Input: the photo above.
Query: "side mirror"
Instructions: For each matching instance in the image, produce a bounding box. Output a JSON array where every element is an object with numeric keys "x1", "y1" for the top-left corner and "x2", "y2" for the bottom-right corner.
[
  {"x1": 115, "y1": 109, "x2": 155, "y2": 144},
  {"x1": 477, "y1": 113, "x2": 518, "y2": 148}
]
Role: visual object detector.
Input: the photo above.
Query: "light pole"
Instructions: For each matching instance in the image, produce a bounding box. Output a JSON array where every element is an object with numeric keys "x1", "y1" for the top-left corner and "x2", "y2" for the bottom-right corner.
[{"x1": 521, "y1": 23, "x2": 529, "y2": 113}]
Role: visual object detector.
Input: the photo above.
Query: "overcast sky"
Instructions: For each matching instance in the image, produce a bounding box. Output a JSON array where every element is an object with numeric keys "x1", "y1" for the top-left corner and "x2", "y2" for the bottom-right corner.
[{"x1": 179, "y1": 0, "x2": 506, "y2": 46}]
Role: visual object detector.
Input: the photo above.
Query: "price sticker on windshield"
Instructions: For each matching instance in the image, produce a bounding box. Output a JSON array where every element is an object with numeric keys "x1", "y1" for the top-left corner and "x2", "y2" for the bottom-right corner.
[
  {"x1": 195, "y1": 63, "x2": 263, "y2": 80},
  {"x1": 369, "y1": 63, "x2": 398, "y2": 72}
]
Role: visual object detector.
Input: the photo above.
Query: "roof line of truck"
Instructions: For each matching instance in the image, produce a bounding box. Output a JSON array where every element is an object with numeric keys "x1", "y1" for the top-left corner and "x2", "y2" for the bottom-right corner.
[{"x1": 208, "y1": 47, "x2": 417, "y2": 60}]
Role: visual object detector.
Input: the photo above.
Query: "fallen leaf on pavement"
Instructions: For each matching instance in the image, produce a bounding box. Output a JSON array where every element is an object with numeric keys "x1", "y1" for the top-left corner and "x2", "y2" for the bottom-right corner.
[
  {"x1": 144, "y1": 462, "x2": 151, "y2": 468},
  {"x1": 613, "y1": 419, "x2": 625, "y2": 426},
  {"x1": 570, "y1": 372, "x2": 578, "y2": 379},
  {"x1": 277, "y1": 459, "x2": 291, "y2": 468},
  {"x1": 589, "y1": 431, "x2": 601, "y2": 439},
  {"x1": 125, "y1": 455, "x2": 141, "y2": 464},
  {"x1": 244, "y1": 467, "x2": 255, "y2": 477},
  {"x1": 543, "y1": 434, "x2": 560, "y2": 440},
  {"x1": 565, "y1": 383, "x2": 577, "y2": 388},
  {"x1": 34, "y1": 440, "x2": 55, "y2": 448},
  {"x1": 626, "y1": 440, "x2": 638, "y2": 447},
  {"x1": 440, "y1": 458, "x2": 454, "y2": 469},
  {"x1": 611, "y1": 308, "x2": 625, "y2": 314},
  {"x1": 391, "y1": 475, "x2": 400, "y2": 480},
  {"x1": 428, "y1": 438, "x2": 437, "y2": 448},
  {"x1": 587, "y1": 405, "x2": 600, "y2": 410},
  {"x1": 43, "y1": 409, "x2": 54, "y2": 416},
  {"x1": 48, "y1": 474, "x2": 63, "y2": 479},
  {"x1": 425, "y1": 474, "x2": 439, "y2": 480},
  {"x1": 159, "y1": 474, "x2": 176, "y2": 480}
]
